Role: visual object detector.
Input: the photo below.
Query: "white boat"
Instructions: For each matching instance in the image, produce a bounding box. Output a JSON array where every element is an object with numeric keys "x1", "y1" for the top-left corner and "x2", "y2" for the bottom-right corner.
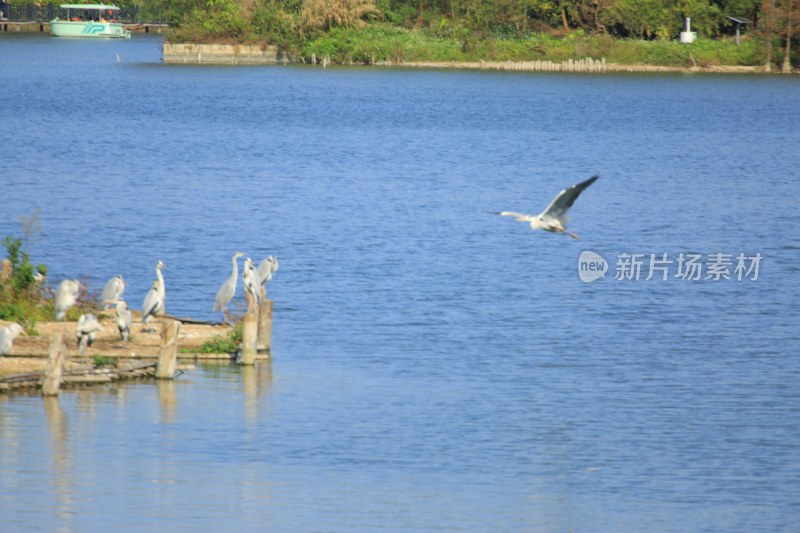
[{"x1": 50, "y1": 4, "x2": 131, "y2": 39}]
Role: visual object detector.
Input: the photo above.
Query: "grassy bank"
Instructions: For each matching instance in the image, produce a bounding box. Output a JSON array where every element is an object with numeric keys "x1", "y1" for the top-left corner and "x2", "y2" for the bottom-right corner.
[
  {"x1": 168, "y1": 22, "x2": 769, "y2": 68},
  {"x1": 297, "y1": 25, "x2": 764, "y2": 68}
]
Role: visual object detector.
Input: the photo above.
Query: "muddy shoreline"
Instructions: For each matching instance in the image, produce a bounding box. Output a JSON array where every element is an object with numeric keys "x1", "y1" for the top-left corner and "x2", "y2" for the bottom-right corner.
[{"x1": 0, "y1": 314, "x2": 239, "y2": 380}]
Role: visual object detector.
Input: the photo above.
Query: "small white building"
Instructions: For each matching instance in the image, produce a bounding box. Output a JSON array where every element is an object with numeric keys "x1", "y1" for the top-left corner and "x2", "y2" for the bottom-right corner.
[{"x1": 680, "y1": 17, "x2": 697, "y2": 44}]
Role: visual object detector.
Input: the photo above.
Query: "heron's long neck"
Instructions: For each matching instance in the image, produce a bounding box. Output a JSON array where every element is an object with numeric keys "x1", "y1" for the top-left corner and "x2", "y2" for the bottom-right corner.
[
  {"x1": 232, "y1": 257, "x2": 239, "y2": 279},
  {"x1": 156, "y1": 267, "x2": 165, "y2": 297}
]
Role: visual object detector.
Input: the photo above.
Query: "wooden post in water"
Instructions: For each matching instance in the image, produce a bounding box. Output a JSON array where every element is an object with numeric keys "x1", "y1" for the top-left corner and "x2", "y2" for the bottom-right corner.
[
  {"x1": 156, "y1": 319, "x2": 180, "y2": 379},
  {"x1": 241, "y1": 309, "x2": 258, "y2": 365},
  {"x1": 42, "y1": 332, "x2": 67, "y2": 396},
  {"x1": 257, "y1": 299, "x2": 273, "y2": 355}
]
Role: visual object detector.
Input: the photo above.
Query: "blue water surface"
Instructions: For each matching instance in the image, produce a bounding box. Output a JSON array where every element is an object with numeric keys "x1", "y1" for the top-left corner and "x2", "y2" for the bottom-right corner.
[{"x1": 1, "y1": 33, "x2": 799, "y2": 532}]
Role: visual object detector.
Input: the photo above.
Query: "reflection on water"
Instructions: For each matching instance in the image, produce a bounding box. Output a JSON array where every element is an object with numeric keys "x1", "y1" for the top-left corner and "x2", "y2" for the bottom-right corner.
[
  {"x1": 157, "y1": 379, "x2": 177, "y2": 424},
  {"x1": 242, "y1": 361, "x2": 273, "y2": 422},
  {"x1": 43, "y1": 397, "x2": 74, "y2": 529}
]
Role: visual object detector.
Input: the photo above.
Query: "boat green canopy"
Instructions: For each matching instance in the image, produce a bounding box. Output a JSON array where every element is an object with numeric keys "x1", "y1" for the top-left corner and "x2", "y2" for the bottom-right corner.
[{"x1": 60, "y1": 4, "x2": 121, "y2": 10}]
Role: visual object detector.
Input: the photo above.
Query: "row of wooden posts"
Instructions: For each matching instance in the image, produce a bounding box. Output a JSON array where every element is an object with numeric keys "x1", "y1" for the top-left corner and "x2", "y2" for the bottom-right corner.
[
  {"x1": 490, "y1": 57, "x2": 607, "y2": 72},
  {"x1": 40, "y1": 297, "x2": 273, "y2": 397}
]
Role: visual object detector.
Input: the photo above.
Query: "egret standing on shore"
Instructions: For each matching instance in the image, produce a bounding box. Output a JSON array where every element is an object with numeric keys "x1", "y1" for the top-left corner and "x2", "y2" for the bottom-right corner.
[
  {"x1": 153, "y1": 261, "x2": 166, "y2": 315},
  {"x1": 0, "y1": 323, "x2": 25, "y2": 355},
  {"x1": 76, "y1": 314, "x2": 103, "y2": 355},
  {"x1": 214, "y1": 252, "x2": 245, "y2": 322},
  {"x1": 116, "y1": 301, "x2": 132, "y2": 341},
  {"x1": 142, "y1": 280, "x2": 162, "y2": 325},
  {"x1": 497, "y1": 175, "x2": 599, "y2": 240},
  {"x1": 141, "y1": 261, "x2": 166, "y2": 324},
  {"x1": 101, "y1": 275, "x2": 126, "y2": 309},
  {"x1": 55, "y1": 279, "x2": 82, "y2": 321}
]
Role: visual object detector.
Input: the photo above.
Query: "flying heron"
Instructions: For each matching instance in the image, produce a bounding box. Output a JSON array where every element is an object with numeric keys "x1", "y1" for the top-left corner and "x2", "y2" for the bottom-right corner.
[{"x1": 498, "y1": 175, "x2": 598, "y2": 240}]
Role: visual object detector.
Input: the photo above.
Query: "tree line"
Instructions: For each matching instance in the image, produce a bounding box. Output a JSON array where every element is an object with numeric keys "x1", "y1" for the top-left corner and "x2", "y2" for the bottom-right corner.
[{"x1": 5, "y1": 0, "x2": 796, "y2": 68}]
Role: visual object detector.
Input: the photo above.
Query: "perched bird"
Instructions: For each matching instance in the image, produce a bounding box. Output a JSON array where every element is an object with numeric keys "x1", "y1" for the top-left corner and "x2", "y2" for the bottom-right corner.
[
  {"x1": 54, "y1": 279, "x2": 82, "y2": 321},
  {"x1": 76, "y1": 314, "x2": 103, "y2": 355},
  {"x1": 242, "y1": 257, "x2": 262, "y2": 308},
  {"x1": 101, "y1": 275, "x2": 126, "y2": 309},
  {"x1": 0, "y1": 323, "x2": 25, "y2": 355},
  {"x1": 498, "y1": 175, "x2": 599, "y2": 240},
  {"x1": 214, "y1": 252, "x2": 245, "y2": 321},
  {"x1": 257, "y1": 256, "x2": 279, "y2": 286},
  {"x1": 115, "y1": 301, "x2": 132, "y2": 342},
  {"x1": 141, "y1": 261, "x2": 166, "y2": 325},
  {"x1": 141, "y1": 280, "x2": 162, "y2": 325},
  {"x1": 153, "y1": 261, "x2": 166, "y2": 315}
]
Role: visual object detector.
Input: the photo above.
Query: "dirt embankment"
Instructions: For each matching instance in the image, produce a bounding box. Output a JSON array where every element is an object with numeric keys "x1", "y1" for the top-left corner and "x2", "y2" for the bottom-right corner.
[{"x1": 1, "y1": 314, "x2": 231, "y2": 378}]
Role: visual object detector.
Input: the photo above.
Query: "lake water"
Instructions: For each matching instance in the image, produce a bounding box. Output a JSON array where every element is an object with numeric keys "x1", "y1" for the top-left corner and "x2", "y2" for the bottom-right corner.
[{"x1": 1, "y1": 33, "x2": 799, "y2": 532}]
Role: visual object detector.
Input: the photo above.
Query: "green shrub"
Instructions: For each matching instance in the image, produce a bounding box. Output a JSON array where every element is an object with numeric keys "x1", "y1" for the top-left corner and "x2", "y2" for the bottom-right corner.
[
  {"x1": 1, "y1": 235, "x2": 48, "y2": 333},
  {"x1": 93, "y1": 355, "x2": 116, "y2": 367},
  {"x1": 199, "y1": 323, "x2": 243, "y2": 354}
]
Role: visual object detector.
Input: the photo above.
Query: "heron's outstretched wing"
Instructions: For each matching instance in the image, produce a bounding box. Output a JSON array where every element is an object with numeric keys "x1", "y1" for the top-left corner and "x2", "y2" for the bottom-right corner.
[
  {"x1": 541, "y1": 175, "x2": 599, "y2": 219},
  {"x1": 497, "y1": 211, "x2": 534, "y2": 221}
]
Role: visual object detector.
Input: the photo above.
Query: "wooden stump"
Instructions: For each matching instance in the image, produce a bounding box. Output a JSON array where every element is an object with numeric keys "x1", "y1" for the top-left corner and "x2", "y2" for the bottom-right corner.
[
  {"x1": 257, "y1": 299, "x2": 273, "y2": 354},
  {"x1": 42, "y1": 332, "x2": 67, "y2": 396},
  {"x1": 240, "y1": 309, "x2": 258, "y2": 366},
  {"x1": 156, "y1": 319, "x2": 180, "y2": 379}
]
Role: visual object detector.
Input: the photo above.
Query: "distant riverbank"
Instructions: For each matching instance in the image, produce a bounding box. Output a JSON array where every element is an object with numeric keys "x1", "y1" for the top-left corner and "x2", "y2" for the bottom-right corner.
[{"x1": 162, "y1": 42, "x2": 773, "y2": 73}]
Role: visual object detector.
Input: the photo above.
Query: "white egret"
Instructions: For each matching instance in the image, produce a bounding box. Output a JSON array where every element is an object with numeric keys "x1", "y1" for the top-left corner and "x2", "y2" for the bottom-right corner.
[
  {"x1": 76, "y1": 314, "x2": 103, "y2": 355},
  {"x1": 242, "y1": 257, "x2": 262, "y2": 308},
  {"x1": 115, "y1": 300, "x2": 132, "y2": 341},
  {"x1": 498, "y1": 175, "x2": 599, "y2": 240},
  {"x1": 153, "y1": 261, "x2": 166, "y2": 315},
  {"x1": 101, "y1": 275, "x2": 126, "y2": 309},
  {"x1": 257, "y1": 256, "x2": 279, "y2": 286},
  {"x1": 214, "y1": 252, "x2": 245, "y2": 320},
  {"x1": 257, "y1": 255, "x2": 279, "y2": 300},
  {"x1": 54, "y1": 279, "x2": 82, "y2": 321},
  {"x1": 0, "y1": 323, "x2": 25, "y2": 355},
  {"x1": 141, "y1": 280, "x2": 161, "y2": 325}
]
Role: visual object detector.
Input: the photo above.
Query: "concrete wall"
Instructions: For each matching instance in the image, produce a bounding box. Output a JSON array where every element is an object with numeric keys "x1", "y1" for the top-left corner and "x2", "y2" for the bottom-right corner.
[{"x1": 163, "y1": 43, "x2": 284, "y2": 65}]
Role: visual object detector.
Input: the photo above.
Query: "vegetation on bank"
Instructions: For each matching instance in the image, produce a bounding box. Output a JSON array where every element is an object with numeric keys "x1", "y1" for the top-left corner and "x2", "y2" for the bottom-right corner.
[
  {"x1": 166, "y1": 0, "x2": 794, "y2": 69},
  {"x1": 4, "y1": 0, "x2": 797, "y2": 69},
  {"x1": 197, "y1": 323, "x2": 243, "y2": 354},
  {"x1": 298, "y1": 24, "x2": 763, "y2": 67},
  {"x1": 0, "y1": 213, "x2": 102, "y2": 334}
]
